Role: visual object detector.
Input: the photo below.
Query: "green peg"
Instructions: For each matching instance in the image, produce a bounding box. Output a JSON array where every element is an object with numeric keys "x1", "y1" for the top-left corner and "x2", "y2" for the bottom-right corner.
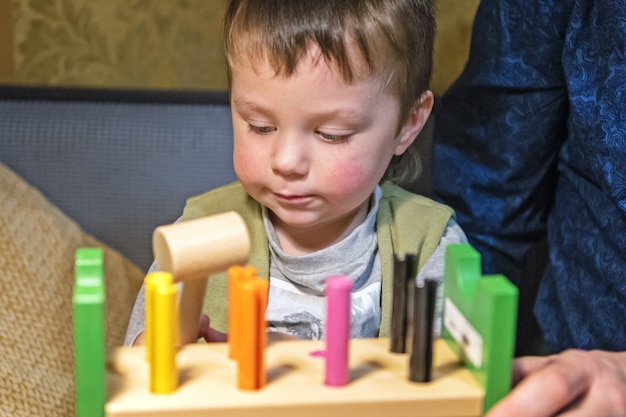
[
  {"x1": 73, "y1": 247, "x2": 105, "y2": 417},
  {"x1": 442, "y1": 244, "x2": 518, "y2": 413}
]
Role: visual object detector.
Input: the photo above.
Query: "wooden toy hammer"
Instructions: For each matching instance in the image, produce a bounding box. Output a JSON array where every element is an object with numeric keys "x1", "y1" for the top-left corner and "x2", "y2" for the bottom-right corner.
[{"x1": 152, "y1": 211, "x2": 251, "y2": 345}]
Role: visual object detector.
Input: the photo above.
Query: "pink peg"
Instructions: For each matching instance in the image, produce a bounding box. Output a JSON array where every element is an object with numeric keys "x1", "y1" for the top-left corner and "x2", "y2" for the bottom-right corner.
[{"x1": 324, "y1": 275, "x2": 352, "y2": 387}]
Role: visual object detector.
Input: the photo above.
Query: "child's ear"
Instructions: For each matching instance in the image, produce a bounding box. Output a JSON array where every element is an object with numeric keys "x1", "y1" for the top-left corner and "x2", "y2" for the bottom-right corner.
[{"x1": 393, "y1": 90, "x2": 434, "y2": 155}]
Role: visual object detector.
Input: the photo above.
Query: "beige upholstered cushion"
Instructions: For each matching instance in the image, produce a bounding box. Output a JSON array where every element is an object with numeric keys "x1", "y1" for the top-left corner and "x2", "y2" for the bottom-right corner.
[{"x1": 0, "y1": 162, "x2": 144, "y2": 417}]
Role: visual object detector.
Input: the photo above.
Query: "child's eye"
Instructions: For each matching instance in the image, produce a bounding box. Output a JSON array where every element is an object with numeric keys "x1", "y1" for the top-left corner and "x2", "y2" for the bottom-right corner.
[
  {"x1": 317, "y1": 131, "x2": 346, "y2": 143},
  {"x1": 248, "y1": 124, "x2": 276, "y2": 135}
]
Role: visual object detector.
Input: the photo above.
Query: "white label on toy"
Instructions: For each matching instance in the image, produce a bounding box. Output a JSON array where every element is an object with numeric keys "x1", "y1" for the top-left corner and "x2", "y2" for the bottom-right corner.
[{"x1": 444, "y1": 298, "x2": 483, "y2": 368}]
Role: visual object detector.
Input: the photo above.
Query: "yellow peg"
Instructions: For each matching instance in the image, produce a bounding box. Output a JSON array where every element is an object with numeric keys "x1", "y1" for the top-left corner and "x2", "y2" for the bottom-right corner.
[
  {"x1": 149, "y1": 279, "x2": 179, "y2": 394},
  {"x1": 145, "y1": 272, "x2": 174, "y2": 363}
]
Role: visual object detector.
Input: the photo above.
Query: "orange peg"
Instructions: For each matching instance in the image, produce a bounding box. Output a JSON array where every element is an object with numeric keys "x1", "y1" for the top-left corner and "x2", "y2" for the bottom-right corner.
[
  {"x1": 255, "y1": 278, "x2": 268, "y2": 388},
  {"x1": 236, "y1": 277, "x2": 268, "y2": 390},
  {"x1": 228, "y1": 265, "x2": 256, "y2": 359}
]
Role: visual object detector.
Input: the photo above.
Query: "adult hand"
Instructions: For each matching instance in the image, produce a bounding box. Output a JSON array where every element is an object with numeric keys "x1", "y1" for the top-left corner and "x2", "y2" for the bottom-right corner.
[{"x1": 486, "y1": 350, "x2": 626, "y2": 417}]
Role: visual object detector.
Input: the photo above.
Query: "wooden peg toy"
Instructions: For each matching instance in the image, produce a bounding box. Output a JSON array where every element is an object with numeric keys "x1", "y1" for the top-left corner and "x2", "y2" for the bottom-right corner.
[
  {"x1": 73, "y1": 241, "x2": 521, "y2": 417},
  {"x1": 152, "y1": 211, "x2": 250, "y2": 344}
]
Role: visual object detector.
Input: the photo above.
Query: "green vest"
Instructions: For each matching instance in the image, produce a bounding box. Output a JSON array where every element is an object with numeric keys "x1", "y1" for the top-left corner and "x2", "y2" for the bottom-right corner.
[{"x1": 182, "y1": 181, "x2": 453, "y2": 337}]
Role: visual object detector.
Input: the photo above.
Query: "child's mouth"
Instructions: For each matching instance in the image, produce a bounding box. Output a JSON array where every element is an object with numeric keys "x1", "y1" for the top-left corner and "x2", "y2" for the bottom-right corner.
[{"x1": 274, "y1": 193, "x2": 314, "y2": 204}]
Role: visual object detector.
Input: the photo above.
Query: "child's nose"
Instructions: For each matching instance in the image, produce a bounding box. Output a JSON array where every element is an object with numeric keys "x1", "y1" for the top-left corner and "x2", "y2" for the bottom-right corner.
[{"x1": 270, "y1": 133, "x2": 309, "y2": 177}]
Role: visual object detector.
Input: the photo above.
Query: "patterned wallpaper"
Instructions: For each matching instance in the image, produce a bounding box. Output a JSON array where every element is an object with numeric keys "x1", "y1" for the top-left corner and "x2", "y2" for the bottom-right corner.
[
  {"x1": 431, "y1": 0, "x2": 480, "y2": 96},
  {"x1": 10, "y1": 0, "x2": 228, "y2": 90},
  {"x1": 0, "y1": 0, "x2": 14, "y2": 82},
  {"x1": 6, "y1": 0, "x2": 479, "y2": 95}
]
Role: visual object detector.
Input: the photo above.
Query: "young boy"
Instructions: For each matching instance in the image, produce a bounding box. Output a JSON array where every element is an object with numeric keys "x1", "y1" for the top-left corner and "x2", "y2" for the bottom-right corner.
[{"x1": 125, "y1": 0, "x2": 466, "y2": 345}]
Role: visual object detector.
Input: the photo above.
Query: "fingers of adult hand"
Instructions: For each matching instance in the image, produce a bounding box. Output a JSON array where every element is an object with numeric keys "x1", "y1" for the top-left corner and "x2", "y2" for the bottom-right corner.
[
  {"x1": 511, "y1": 355, "x2": 551, "y2": 386},
  {"x1": 556, "y1": 352, "x2": 626, "y2": 417},
  {"x1": 557, "y1": 388, "x2": 626, "y2": 417},
  {"x1": 487, "y1": 350, "x2": 593, "y2": 417}
]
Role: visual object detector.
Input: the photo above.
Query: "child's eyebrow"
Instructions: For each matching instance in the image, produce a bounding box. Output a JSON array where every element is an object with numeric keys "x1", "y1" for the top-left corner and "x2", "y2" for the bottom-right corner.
[
  {"x1": 232, "y1": 98, "x2": 265, "y2": 113},
  {"x1": 309, "y1": 108, "x2": 370, "y2": 124},
  {"x1": 232, "y1": 98, "x2": 370, "y2": 124}
]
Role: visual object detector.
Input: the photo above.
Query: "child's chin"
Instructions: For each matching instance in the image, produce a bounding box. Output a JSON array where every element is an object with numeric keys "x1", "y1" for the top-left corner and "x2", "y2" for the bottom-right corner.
[{"x1": 270, "y1": 212, "x2": 321, "y2": 229}]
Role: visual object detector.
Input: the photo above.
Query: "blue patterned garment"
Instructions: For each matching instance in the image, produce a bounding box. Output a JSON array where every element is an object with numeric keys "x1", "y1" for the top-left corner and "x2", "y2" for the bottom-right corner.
[{"x1": 433, "y1": 0, "x2": 626, "y2": 353}]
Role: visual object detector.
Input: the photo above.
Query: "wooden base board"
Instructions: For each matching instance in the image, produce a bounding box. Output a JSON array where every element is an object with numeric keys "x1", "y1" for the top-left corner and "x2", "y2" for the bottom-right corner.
[{"x1": 106, "y1": 338, "x2": 483, "y2": 417}]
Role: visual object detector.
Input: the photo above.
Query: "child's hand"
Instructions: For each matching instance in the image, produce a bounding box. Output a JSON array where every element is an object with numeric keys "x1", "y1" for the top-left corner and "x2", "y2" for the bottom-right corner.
[
  {"x1": 131, "y1": 314, "x2": 226, "y2": 345},
  {"x1": 267, "y1": 331, "x2": 299, "y2": 344},
  {"x1": 131, "y1": 332, "x2": 146, "y2": 346},
  {"x1": 197, "y1": 314, "x2": 227, "y2": 343}
]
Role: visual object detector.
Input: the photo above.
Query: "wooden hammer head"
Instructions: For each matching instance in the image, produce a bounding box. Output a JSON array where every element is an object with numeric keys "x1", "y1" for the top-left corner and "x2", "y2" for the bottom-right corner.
[{"x1": 152, "y1": 211, "x2": 251, "y2": 282}]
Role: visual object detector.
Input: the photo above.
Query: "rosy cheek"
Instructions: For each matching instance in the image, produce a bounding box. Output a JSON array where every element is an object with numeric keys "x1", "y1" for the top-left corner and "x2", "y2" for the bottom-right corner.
[
  {"x1": 323, "y1": 160, "x2": 369, "y2": 196},
  {"x1": 233, "y1": 143, "x2": 256, "y2": 181}
]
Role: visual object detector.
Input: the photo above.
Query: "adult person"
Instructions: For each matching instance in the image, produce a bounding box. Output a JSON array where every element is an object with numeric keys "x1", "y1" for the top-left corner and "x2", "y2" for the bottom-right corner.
[{"x1": 432, "y1": 0, "x2": 626, "y2": 415}]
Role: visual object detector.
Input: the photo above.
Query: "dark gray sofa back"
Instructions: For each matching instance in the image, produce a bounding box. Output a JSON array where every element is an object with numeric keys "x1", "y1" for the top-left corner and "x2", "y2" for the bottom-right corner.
[{"x1": 1, "y1": 87, "x2": 236, "y2": 271}]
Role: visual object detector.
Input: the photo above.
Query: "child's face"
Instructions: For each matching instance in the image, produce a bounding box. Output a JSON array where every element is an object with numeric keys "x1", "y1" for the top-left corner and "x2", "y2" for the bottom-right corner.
[{"x1": 230, "y1": 49, "x2": 417, "y2": 249}]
